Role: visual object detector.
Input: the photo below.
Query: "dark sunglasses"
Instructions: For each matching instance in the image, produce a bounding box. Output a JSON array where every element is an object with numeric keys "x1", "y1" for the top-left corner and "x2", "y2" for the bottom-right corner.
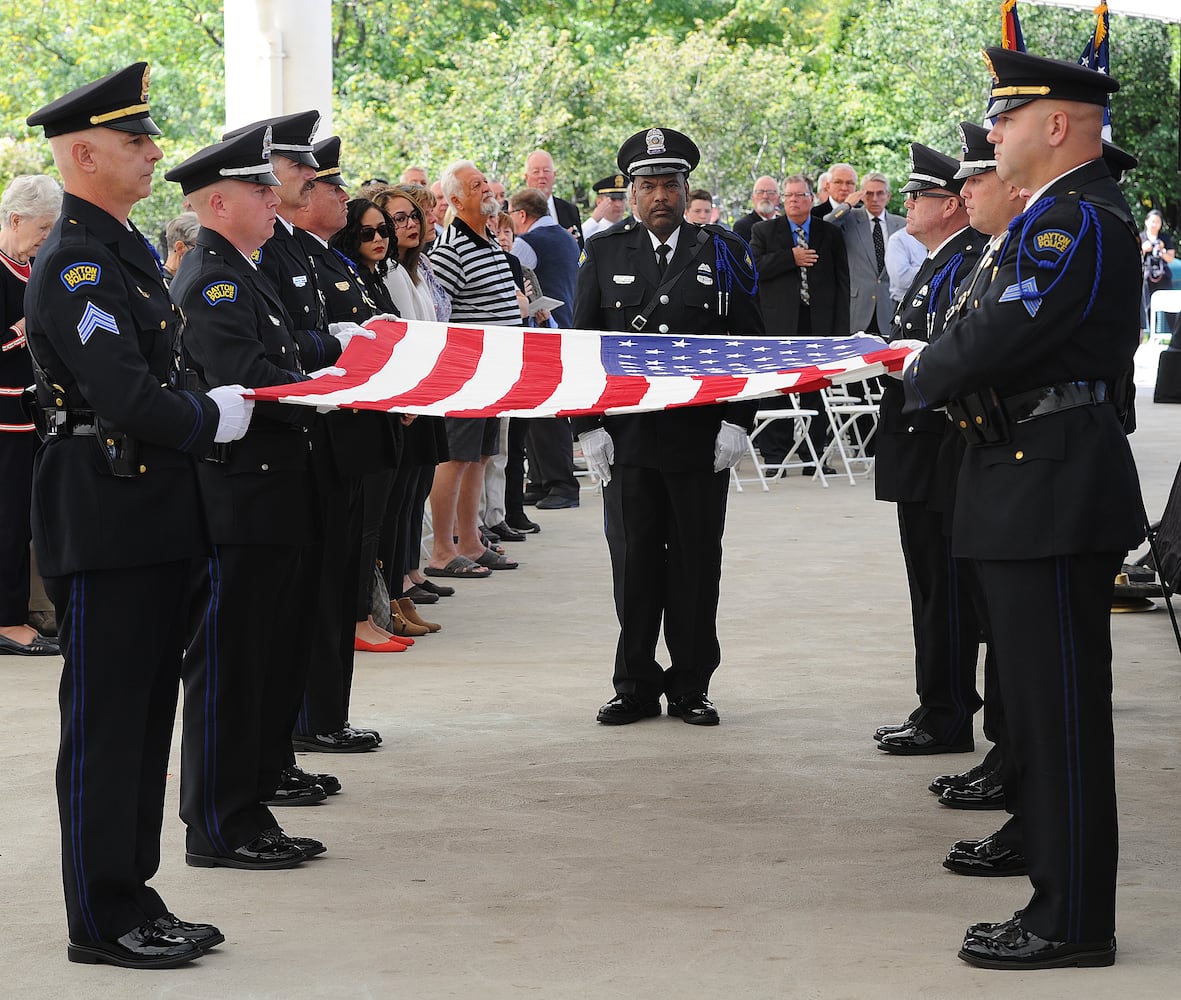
[{"x1": 359, "y1": 223, "x2": 392, "y2": 241}]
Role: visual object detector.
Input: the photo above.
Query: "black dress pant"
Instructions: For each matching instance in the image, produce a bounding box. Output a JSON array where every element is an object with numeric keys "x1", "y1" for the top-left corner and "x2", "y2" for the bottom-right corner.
[
  {"x1": 975, "y1": 552, "x2": 1122, "y2": 943},
  {"x1": 603, "y1": 464, "x2": 729, "y2": 701},
  {"x1": 48, "y1": 561, "x2": 190, "y2": 943},
  {"x1": 181, "y1": 544, "x2": 303, "y2": 856},
  {"x1": 0, "y1": 430, "x2": 36, "y2": 624},
  {"x1": 897, "y1": 500, "x2": 982, "y2": 743},
  {"x1": 525, "y1": 417, "x2": 578, "y2": 500},
  {"x1": 298, "y1": 475, "x2": 362, "y2": 735}
]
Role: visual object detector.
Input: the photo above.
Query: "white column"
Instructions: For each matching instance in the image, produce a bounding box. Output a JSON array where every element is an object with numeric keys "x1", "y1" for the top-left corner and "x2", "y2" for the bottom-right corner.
[{"x1": 223, "y1": 0, "x2": 334, "y2": 135}]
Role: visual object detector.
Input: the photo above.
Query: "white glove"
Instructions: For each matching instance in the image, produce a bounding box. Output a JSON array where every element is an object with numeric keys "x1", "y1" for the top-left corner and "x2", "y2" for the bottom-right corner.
[
  {"x1": 578, "y1": 427, "x2": 615, "y2": 485},
  {"x1": 366, "y1": 313, "x2": 399, "y2": 325},
  {"x1": 306, "y1": 366, "x2": 346, "y2": 379},
  {"x1": 207, "y1": 384, "x2": 254, "y2": 443},
  {"x1": 886, "y1": 339, "x2": 927, "y2": 380},
  {"x1": 713, "y1": 420, "x2": 748, "y2": 472},
  {"x1": 329, "y1": 321, "x2": 377, "y2": 349}
]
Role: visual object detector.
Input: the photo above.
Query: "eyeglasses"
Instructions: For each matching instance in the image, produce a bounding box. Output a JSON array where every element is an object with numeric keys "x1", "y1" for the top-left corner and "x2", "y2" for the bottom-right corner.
[
  {"x1": 783, "y1": 192, "x2": 813, "y2": 200},
  {"x1": 390, "y1": 211, "x2": 422, "y2": 229},
  {"x1": 905, "y1": 192, "x2": 953, "y2": 202},
  {"x1": 753, "y1": 188, "x2": 778, "y2": 196},
  {"x1": 359, "y1": 223, "x2": 392, "y2": 241}
]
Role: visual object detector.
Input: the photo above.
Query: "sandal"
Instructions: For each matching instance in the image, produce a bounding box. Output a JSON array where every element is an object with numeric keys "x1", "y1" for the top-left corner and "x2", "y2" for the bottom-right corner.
[
  {"x1": 474, "y1": 548, "x2": 518, "y2": 571},
  {"x1": 423, "y1": 556, "x2": 492, "y2": 579}
]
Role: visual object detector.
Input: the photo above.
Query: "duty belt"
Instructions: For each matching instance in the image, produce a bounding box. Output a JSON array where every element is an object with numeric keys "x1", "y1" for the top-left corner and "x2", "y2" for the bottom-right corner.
[
  {"x1": 1003, "y1": 379, "x2": 1110, "y2": 423},
  {"x1": 43, "y1": 407, "x2": 98, "y2": 437}
]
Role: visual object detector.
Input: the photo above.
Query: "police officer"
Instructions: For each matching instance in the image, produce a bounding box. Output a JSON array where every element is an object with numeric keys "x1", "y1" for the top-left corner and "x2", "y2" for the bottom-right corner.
[
  {"x1": 874, "y1": 144, "x2": 984, "y2": 757},
  {"x1": 167, "y1": 125, "x2": 331, "y2": 871},
  {"x1": 25, "y1": 63, "x2": 252, "y2": 968},
  {"x1": 901, "y1": 48, "x2": 1144, "y2": 970},
  {"x1": 572, "y1": 128, "x2": 764, "y2": 727},
  {"x1": 291, "y1": 135, "x2": 399, "y2": 747}
]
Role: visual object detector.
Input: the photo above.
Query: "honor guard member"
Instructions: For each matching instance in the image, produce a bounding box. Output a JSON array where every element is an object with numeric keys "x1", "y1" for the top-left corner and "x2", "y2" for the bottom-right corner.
[
  {"x1": 572, "y1": 128, "x2": 764, "y2": 727},
  {"x1": 582, "y1": 174, "x2": 629, "y2": 239},
  {"x1": 25, "y1": 62, "x2": 252, "y2": 969},
  {"x1": 874, "y1": 143, "x2": 985, "y2": 757},
  {"x1": 167, "y1": 126, "x2": 328, "y2": 871},
  {"x1": 291, "y1": 135, "x2": 397, "y2": 753},
  {"x1": 901, "y1": 48, "x2": 1144, "y2": 970}
]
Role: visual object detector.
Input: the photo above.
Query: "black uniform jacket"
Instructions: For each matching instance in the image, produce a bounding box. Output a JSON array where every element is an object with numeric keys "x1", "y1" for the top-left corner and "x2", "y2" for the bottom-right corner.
[
  {"x1": 876, "y1": 226, "x2": 982, "y2": 503},
  {"x1": 257, "y1": 218, "x2": 342, "y2": 373},
  {"x1": 25, "y1": 194, "x2": 220, "y2": 576},
  {"x1": 172, "y1": 227, "x2": 316, "y2": 546},
  {"x1": 571, "y1": 220, "x2": 765, "y2": 471},
  {"x1": 295, "y1": 230, "x2": 400, "y2": 477},
  {"x1": 749, "y1": 215, "x2": 850, "y2": 337},
  {"x1": 902, "y1": 160, "x2": 1144, "y2": 559}
]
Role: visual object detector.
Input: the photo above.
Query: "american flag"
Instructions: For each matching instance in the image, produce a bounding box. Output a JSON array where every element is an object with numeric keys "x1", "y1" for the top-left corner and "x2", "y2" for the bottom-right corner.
[
  {"x1": 1078, "y1": 1, "x2": 1112, "y2": 142},
  {"x1": 247, "y1": 318, "x2": 908, "y2": 418}
]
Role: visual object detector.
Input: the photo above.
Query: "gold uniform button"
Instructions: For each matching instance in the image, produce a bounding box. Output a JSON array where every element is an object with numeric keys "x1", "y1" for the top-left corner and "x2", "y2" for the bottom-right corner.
[
  {"x1": 55, "y1": 397, "x2": 64, "y2": 406},
  {"x1": 138, "y1": 464, "x2": 147, "y2": 473},
  {"x1": 160, "y1": 320, "x2": 167, "y2": 329},
  {"x1": 1015, "y1": 450, "x2": 1024, "y2": 460},
  {"x1": 958, "y1": 420, "x2": 967, "y2": 429},
  {"x1": 106, "y1": 438, "x2": 115, "y2": 446},
  {"x1": 974, "y1": 415, "x2": 983, "y2": 425}
]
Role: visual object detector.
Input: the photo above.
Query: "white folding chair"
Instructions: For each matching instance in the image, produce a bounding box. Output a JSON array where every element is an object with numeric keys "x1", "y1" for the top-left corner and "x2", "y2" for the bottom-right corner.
[
  {"x1": 731, "y1": 397, "x2": 828, "y2": 491},
  {"x1": 820, "y1": 379, "x2": 881, "y2": 485},
  {"x1": 1149, "y1": 288, "x2": 1181, "y2": 345}
]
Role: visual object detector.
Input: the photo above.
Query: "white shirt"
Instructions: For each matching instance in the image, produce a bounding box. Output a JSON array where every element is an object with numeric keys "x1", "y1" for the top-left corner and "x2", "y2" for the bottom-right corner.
[
  {"x1": 886, "y1": 229, "x2": 925, "y2": 302},
  {"x1": 647, "y1": 226, "x2": 681, "y2": 268},
  {"x1": 383, "y1": 263, "x2": 438, "y2": 322}
]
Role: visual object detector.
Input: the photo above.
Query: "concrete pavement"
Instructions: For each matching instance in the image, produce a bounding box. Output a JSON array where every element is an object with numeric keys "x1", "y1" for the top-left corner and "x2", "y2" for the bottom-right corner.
[{"x1": 1, "y1": 393, "x2": 1179, "y2": 999}]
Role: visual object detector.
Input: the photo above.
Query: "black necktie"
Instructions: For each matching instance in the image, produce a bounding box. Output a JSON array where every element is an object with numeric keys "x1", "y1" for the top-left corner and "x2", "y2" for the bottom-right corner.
[
  {"x1": 795, "y1": 228, "x2": 810, "y2": 305},
  {"x1": 872, "y1": 216, "x2": 885, "y2": 276},
  {"x1": 656, "y1": 243, "x2": 671, "y2": 277}
]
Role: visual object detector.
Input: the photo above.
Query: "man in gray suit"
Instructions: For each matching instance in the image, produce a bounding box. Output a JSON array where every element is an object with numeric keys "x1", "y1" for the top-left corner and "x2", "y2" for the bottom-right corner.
[{"x1": 824, "y1": 171, "x2": 905, "y2": 334}]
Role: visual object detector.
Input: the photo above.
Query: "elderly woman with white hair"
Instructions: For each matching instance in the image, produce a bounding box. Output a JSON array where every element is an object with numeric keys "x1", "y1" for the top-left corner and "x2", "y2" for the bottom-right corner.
[{"x1": 0, "y1": 173, "x2": 62, "y2": 655}]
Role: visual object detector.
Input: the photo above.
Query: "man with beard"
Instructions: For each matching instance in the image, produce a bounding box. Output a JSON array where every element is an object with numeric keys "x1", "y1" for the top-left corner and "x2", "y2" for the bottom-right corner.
[{"x1": 732, "y1": 174, "x2": 779, "y2": 242}]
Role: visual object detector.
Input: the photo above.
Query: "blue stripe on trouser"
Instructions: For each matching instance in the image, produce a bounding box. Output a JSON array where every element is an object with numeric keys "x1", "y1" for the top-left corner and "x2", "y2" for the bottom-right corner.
[
  {"x1": 67, "y1": 573, "x2": 99, "y2": 941},
  {"x1": 1055, "y1": 555, "x2": 1084, "y2": 942},
  {"x1": 201, "y1": 551, "x2": 228, "y2": 854}
]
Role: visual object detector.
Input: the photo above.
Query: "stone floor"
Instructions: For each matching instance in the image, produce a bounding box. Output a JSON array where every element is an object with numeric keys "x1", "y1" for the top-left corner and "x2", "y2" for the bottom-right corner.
[{"x1": 1, "y1": 387, "x2": 1179, "y2": 999}]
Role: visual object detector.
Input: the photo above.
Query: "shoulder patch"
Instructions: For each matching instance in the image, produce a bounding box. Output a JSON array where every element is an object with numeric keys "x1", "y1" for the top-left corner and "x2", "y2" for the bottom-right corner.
[
  {"x1": 60, "y1": 261, "x2": 102, "y2": 292},
  {"x1": 77, "y1": 300, "x2": 120, "y2": 344},
  {"x1": 578, "y1": 249, "x2": 587, "y2": 268},
  {"x1": 202, "y1": 280, "x2": 238, "y2": 306},
  {"x1": 1031, "y1": 228, "x2": 1073, "y2": 261}
]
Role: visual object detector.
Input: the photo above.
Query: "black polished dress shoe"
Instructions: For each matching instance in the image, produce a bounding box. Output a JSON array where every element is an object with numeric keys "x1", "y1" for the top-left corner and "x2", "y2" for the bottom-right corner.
[
  {"x1": 877, "y1": 724, "x2": 973, "y2": 755},
  {"x1": 929, "y1": 758, "x2": 993, "y2": 795},
  {"x1": 343, "y1": 723, "x2": 382, "y2": 746},
  {"x1": 291, "y1": 728, "x2": 379, "y2": 753},
  {"x1": 943, "y1": 833, "x2": 1028, "y2": 877},
  {"x1": 958, "y1": 916, "x2": 1115, "y2": 969},
  {"x1": 287, "y1": 763, "x2": 341, "y2": 795},
  {"x1": 487, "y1": 520, "x2": 527, "y2": 542},
  {"x1": 68, "y1": 922, "x2": 202, "y2": 968},
  {"x1": 596, "y1": 693, "x2": 662, "y2": 725},
  {"x1": 154, "y1": 913, "x2": 225, "y2": 951},
  {"x1": 262, "y1": 769, "x2": 327, "y2": 807},
  {"x1": 667, "y1": 692, "x2": 720, "y2": 726},
  {"x1": 965, "y1": 910, "x2": 1026, "y2": 939},
  {"x1": 186, "y1": 829, "x2": 306, "y2": 870},
  {"x1": 265, "y1": 826, "x2": 327, "y2": 858},
  {"x1": 873, "y1": 719, "x2": 914, "y2": 741},
  {"x1": 939, "y1": 770, "x2": 1005, "y2": 809}
]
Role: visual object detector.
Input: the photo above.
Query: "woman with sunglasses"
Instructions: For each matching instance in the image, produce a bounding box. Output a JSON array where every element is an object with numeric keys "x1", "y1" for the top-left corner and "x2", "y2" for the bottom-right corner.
[
  {"x1": 330, "y1": 199, "x2": 436, "y2": 650},
  {"x1": 369, "y1": 185, "x2": 455, "y2": 618}
]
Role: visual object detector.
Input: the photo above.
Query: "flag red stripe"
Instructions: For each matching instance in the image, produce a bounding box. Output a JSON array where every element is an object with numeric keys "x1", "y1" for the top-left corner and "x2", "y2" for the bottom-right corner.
[
  {"x1": 686, "y1": 375, "x2": 748, "y2": 406},
  {"x1": 248, "y1": 320, "x2": 405, "y2": 401},
  {"x1": 446, "y1": 329, "x2": 565, "y2": 417},
  {"x1": 590, "y1": 373, "x2": 652, "y2": 412},
  {"x1": 362, "y1": 324, "x2": 486, "y2": 411}
]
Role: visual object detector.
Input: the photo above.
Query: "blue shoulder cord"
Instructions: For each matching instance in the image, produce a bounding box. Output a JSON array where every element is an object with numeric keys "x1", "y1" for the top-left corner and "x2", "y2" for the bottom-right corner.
[
  {"x1": 712, "y1": 233, "x2": 758, "y2": 301},
  {"x1": 927, "y1": 253, "x2": 965, "y2": 317},
  {"x1": 1009, "y1": 195, "x2": 1103, "y2": 321}
]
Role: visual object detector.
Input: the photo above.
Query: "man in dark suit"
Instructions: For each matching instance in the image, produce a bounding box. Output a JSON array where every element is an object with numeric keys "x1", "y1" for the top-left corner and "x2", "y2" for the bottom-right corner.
[
  {"x1": 25, "y1": 63, "x2": 251, "y2": 969},
  {"x1": 750, "y1": 173, "x2": 849, "y2": 464},
  {"x1": 902, "y1": 48, "x2": 1143, "y2": 970},
  {"x1": 525, "y1": 149, "x2": 584, "y2": 248},
  {"x1": 824, "y1": 171, "x2": 906, "y2": 335},
  {"x1": 572, "y1": 127, "x2": 764, "y2": 727},
  {"x1": 732, "y1": 175, "x2": 779, "y2": 242},
  {"x1": 873, "y1": 144, "x2": 984, "y2": 757}
]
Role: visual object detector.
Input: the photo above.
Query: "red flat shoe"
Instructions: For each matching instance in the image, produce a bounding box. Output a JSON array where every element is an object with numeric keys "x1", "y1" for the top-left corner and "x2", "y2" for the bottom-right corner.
[{"x1": 354, "y1": 636, "x2": 408, "y2": 653}]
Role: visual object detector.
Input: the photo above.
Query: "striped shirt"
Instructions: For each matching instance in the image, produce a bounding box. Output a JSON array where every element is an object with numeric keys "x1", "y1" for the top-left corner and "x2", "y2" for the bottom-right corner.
[{"x1": 429, "y1": 218, "x2": 521, "y2": 326}]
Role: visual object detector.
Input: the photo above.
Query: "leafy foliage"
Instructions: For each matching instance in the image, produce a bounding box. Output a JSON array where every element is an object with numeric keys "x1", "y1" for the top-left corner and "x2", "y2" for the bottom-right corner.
[{"x1": 0, "y1": 0, "x2": 1176, "y2": 238}]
